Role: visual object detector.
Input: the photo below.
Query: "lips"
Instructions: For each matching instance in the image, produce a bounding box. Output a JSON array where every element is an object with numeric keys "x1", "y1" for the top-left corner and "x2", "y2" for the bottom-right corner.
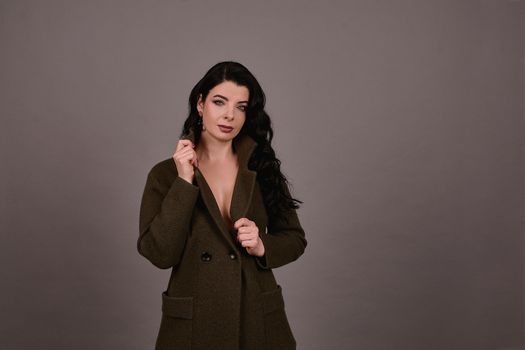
[{"x1": 218, "y1": 125, "x2": 233, "y2": 130}]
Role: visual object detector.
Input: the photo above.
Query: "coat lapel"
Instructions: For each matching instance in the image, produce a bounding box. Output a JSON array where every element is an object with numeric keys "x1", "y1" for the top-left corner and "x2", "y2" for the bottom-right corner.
[{"x1": 181, "y1": 127, "x2": 258, "y2": 248}]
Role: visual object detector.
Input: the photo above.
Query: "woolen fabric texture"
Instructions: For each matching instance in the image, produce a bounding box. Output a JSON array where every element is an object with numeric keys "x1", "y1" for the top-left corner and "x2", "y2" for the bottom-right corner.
[{"x1": 138, "y1": 127, "x2": 308, "y2": 350}]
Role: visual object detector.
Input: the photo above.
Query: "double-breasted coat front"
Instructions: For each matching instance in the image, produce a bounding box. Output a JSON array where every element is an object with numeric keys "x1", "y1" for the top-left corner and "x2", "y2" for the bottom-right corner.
[{"x1": 138, "y1": 127, "x2": 308, "y2": 350}]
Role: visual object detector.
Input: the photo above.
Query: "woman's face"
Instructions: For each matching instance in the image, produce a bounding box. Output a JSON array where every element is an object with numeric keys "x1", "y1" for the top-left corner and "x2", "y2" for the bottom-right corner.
[{"x1": 197, "y1": 80, "x2": 249, "y2": 142}]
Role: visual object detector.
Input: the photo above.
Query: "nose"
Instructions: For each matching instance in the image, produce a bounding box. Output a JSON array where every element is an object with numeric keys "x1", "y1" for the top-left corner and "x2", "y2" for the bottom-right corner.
[{"x1": 225, "y1": 107, "x2": 235, "y2": 120}]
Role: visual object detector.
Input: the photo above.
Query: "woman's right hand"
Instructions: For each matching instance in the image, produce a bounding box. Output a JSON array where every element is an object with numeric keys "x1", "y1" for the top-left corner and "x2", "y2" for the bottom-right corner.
[{"x1": 173, "y1": 139, "x2": 199, "y2": 184}]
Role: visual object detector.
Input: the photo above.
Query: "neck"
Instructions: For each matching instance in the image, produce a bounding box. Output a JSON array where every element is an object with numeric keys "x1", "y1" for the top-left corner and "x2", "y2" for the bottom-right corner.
[{"x1": 196, "y1": 134, "x2": 236, "y2": 163}]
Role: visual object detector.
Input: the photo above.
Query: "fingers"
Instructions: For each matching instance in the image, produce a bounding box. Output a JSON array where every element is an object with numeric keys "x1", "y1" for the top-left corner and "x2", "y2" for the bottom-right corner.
[
  {"x1": 234, "y1": 218, "x2": 261, "y2": 251},
  {"x1": 176, "y1": 151, "x2": 195, "y2": 164},
  {"x1": 237, "y1": 228, "x2": 258, "y2": 242},
  {"x1": 233, "y1": 217, "x2": 253, "y2": 229},
  {"x1": 234, "y1": 219, "x2": 257, "y2": 246},
  {"x1": 176, "y1": 139, "x2": 194, "y2": 152},
  {"x1": 237, "y1": 235, "x2": 258, "y2": 245},
  {"x1": 238, "y1": 237, "x2": 258, "y2": 248},
  {"x1": 174, "y1": 140, "x2": 198, "y2": 166},
  {"x1": 237, "y1": 225, "x2": 256, "y2": 234},
  {"x1": 177, "y1": 145, "x2": 195, "y2": 158},
  {"x1": 236, "y1": 224, "x2": 259, "y2": 243},
  {"x1": 176, "y1": 151, "x2": 199, "y2": 167}
]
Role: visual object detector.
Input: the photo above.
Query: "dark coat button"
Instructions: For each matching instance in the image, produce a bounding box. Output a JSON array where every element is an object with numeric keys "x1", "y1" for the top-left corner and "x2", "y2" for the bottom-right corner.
[
  {"x1": 201, "y1": 251, "x2": 212, "y2": 262},
  {"x1": 229, "y1": 252, "x2": 237, "y2": 260}
]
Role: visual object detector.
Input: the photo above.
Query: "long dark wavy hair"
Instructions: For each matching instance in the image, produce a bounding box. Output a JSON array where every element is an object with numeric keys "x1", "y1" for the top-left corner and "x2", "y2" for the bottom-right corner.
[{"x1": 180, "y1": 61, "x2": 302, "y2": 225}]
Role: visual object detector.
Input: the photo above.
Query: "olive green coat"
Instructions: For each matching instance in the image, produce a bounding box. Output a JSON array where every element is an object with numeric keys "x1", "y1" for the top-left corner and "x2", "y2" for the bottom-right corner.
[{"x1": 138, "y1": 127, "x2": 308, "y2": 350}]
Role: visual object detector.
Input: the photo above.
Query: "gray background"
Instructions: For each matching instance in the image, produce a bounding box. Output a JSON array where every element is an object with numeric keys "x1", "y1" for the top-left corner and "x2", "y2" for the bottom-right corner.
[{"x1": 1, "y1": 1, "x2": 523, "y2": 349}]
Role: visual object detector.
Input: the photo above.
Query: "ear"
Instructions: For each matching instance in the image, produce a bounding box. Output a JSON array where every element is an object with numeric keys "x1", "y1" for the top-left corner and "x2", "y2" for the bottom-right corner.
[{"x1": 197, "y1": 94, "x2": 204, "y2": 114}]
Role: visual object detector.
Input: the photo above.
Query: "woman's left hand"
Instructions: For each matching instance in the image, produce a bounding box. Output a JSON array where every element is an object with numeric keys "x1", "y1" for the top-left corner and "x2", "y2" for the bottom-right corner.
[{"x1": 233, "y1": 218, "x2": 265, "y2": 257}]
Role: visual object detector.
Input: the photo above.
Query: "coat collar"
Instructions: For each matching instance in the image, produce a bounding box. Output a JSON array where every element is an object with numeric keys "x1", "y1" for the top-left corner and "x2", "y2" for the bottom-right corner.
[{"x1": 181, "y1": 126, "x2": 258, "y2": 251}]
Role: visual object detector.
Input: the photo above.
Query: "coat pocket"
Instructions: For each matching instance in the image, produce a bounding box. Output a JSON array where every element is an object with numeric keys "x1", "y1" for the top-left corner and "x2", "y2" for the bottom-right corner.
[
  {"x1": 260, "y1": 284, "x2": 297, "y2": 350},
  {"x1": 155, "y1": 291, "x2": 193, "y2": 350}
]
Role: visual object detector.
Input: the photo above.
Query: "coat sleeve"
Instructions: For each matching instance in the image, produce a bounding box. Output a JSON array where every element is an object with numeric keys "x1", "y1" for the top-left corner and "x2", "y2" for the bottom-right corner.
[
  {"x1": 138, "y1": 168, "x2": 200, "y2": 269},
  {"x1": 254, "y1": 184, "x2": 307, "y2": 270}
]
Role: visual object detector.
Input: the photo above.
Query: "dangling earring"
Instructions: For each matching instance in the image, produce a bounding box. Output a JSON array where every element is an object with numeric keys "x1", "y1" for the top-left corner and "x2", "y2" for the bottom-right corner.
[{"x1": 198, "y1": 112, "x2": 206, "y2": 131}]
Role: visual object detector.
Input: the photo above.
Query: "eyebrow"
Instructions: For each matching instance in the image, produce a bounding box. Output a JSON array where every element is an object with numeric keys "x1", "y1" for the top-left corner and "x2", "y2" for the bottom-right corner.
[{"x1": 213, "y1": 94, "x2": 248, "y2": 104}]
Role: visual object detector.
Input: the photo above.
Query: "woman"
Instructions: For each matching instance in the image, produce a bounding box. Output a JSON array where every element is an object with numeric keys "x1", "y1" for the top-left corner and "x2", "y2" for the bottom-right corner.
[{"x1": 138, "y1": 61, "x2": 307, "y2": 350}]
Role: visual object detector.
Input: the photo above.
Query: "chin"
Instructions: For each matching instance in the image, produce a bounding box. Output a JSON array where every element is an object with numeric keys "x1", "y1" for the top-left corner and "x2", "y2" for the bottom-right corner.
[{"x1": 212, "y1": 132, "x2": 236, "y2": 141}]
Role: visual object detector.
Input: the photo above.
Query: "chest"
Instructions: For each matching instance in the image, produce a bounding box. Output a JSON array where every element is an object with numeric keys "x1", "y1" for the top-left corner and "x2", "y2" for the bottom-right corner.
[{"x1": 197, "y1": 160, "x2": 239, "y2": 227}]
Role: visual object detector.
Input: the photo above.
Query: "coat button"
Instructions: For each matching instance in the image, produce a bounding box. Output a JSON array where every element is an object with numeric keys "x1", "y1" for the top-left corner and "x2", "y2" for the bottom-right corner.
[
  {"x1": 201, "y1": 251, "x2": 212, "y2": 262},
  {"x1": 229, "y1": 252, "x2": 237, "y2": 260}
]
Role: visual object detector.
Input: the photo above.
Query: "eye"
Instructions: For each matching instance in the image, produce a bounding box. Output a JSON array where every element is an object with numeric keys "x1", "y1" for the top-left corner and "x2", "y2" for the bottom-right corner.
[
  {"x1": 238, "y1": 105, "x2": 247, "y2": 112},
  {"x1": 213, "y1": 100, "x2": 224, "y2": 105}
]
